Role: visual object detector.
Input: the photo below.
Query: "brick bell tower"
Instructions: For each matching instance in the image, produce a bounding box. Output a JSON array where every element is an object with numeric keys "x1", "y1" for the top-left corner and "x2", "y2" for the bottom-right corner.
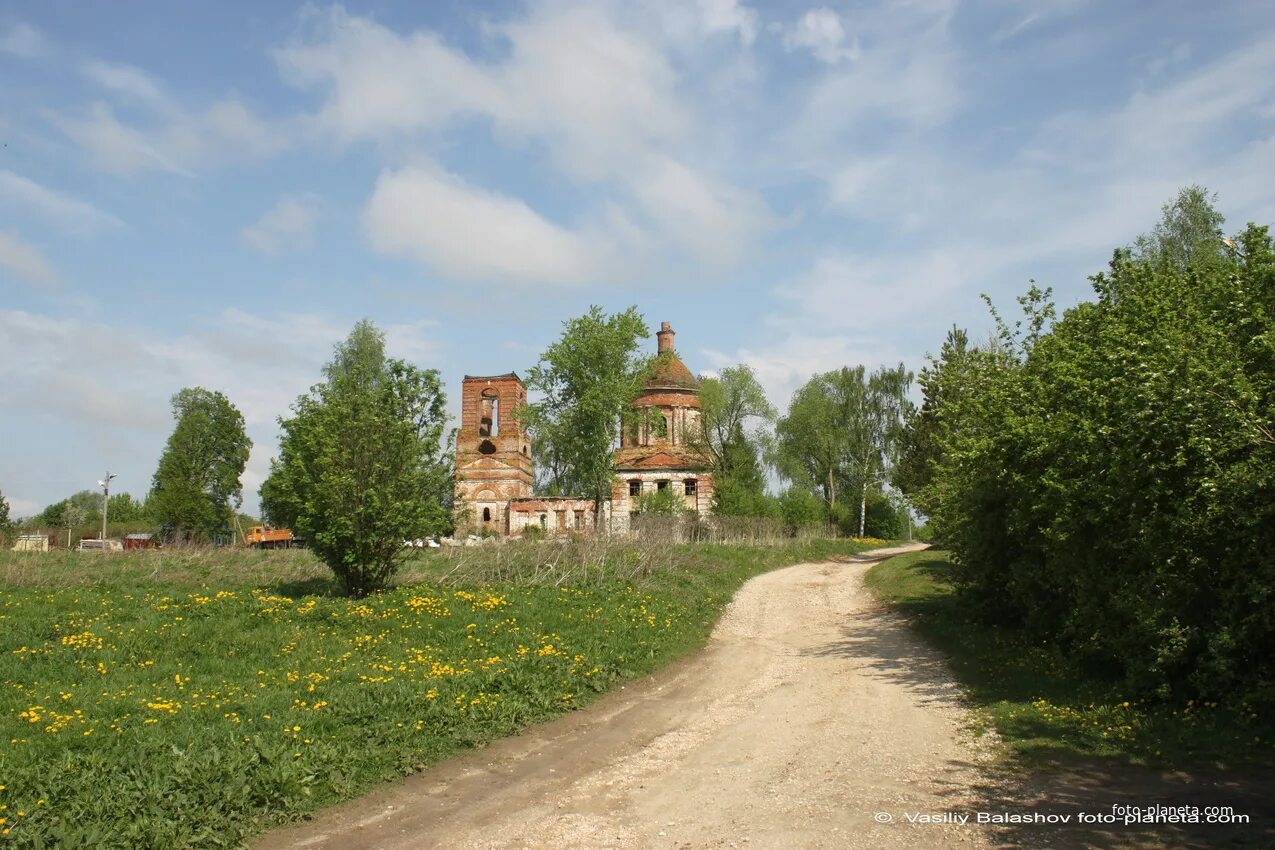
[{"x1": 455, "y1": 373, "x2": 533, "y2": 534}]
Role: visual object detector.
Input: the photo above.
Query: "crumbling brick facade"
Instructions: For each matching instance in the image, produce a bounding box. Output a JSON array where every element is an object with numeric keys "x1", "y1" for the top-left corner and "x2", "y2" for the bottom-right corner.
[
  {"x1": 453, "y1": 322, "x2": 713, "y2": 537},
  {"x1": 454, "y1": 373, "x2": 533, "y2": 535}
]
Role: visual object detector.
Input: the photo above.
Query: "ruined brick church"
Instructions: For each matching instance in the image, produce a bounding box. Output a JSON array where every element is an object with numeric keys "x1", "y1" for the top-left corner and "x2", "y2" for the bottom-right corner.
[{"x1": 454, "y1": 321, "x2": 714, "y2": 536}]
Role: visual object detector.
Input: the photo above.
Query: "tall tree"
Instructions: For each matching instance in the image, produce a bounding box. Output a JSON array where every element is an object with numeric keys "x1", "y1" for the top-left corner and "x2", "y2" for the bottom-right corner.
[
  {"x1": 774, "y1": 376, "x2": 844, "y2": 508},
  {"x1": 907, "y1": 187, "x2": 1275, "y2": 702},
  {"x1": 1133, "y1": 184, "x2": 1227, "y2": 272},
  {"x1": 149, "y1": 388, "x2": 250, "y2": 540},
  {"x1": 36, "y1": 490, "x2": 104, "y2": 529},
  {"x1": 520, "y1": 306, "x2": 651, "y2": 521},
  {"x1": 261, "y1": 320, "x2": 451, "y2": 597},
  {"x1": 696, "y1": 365, "x2": 777, "y2": 467},
  {"x1": 695, "y1": 365, "x2": 777, "y2": 517},
  {"x1": 62, "y1": 504, "x2": 87, "y2": 548},
  {"x1": 775, "y1": 364, "x2": 913, "y2": 535},
  {"x1": 896, "y1": 327, "x2": 1014, "y2": 523},
  {"x1": 106, "y1": 493, "x2": 144, "y2": 524}
]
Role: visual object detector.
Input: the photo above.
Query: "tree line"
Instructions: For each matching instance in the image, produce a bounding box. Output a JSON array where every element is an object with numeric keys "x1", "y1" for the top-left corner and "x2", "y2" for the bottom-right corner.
[
  {"x1": 895, "y1": 187, "x2": 1274, "y2": 706},
  {"x1": 7, "y1": 307, "x2": 917, "y2": 591}
]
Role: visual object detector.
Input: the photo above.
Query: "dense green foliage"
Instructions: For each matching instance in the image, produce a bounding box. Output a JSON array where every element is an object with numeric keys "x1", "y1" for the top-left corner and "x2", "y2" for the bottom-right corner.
[
  {"x1": 633, "y1": 486, "x2": 690, "y2": 516},
  {"x1": 777, "y1": 486, "x2": 826, "y2": 533},
  {"x1": 898, "y1": 189, "x2": 1275, "y2": 705},
  {"x1": 149, "y1": 388, "x2": 251, "y2": 541},
  {"x1": 865, "y1": 551, "x2": 1273, "y2": 765},
  {"x1": 521, "y1": 306, "x2": 651, "y2": 513},
  {"x1": 0, "y1": 539, "x2": 878, "y2": 848},
  {"x1": 105, "y1": 493, "x2": 144, "y2": 524},
  {"x1": 832, "y1": 492, "x2": 909, "y2": 539},
  {"x1": 695, "y1": 365, "x2": 779, "y2": 519},
  {"x1": 775, "y1": 364, "x2": 913, "y2": 535},
  {"x1": 0, "y1": 490, "x2": 9, "y2": 537},
  {"x1": 261, "y1": 321, "x2": 452, "y2": 597},
  {"x1": 34, "y1": 490, "x2": 106, "y2": 530}
]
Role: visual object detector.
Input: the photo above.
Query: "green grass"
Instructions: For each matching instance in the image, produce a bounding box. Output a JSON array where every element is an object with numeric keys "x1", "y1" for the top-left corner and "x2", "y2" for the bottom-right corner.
[
  {"x1": 864, "y1": 549, "x2": 1275, "y2": 768},
  {"x1": 0, "y1": 538, "x2": 873, "y2": 848}
]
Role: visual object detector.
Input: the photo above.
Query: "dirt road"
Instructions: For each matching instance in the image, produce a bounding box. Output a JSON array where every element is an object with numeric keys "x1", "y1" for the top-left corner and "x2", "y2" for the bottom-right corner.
[{"x1": 257, "y1": 544, "x2": 995, "y2": 849}]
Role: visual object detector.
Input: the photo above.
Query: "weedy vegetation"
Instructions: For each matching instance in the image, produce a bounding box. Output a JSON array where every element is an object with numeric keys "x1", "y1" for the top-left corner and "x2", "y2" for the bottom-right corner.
[{"x1": 0, "y1": 536, "x2": 880, "y2": 848}]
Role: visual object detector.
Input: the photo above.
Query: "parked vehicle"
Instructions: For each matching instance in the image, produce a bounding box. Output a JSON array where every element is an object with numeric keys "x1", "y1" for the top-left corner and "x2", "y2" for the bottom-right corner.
[{"x1": 245, "y1": 526, "x2": 300, "y2": 549}]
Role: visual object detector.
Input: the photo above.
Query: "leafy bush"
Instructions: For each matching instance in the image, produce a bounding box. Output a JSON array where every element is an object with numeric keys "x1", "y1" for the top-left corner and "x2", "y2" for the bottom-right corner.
[
  {"x1": 900, "y1": 189, "x2": 1275, "y2": 705},
  {"x1": 633, "y1": 486, "x2": 690, "y2": 516},
  {"x1": 777, "y1": 487, "x2": 826, "y2": 535},
  {"x1": 261, "y1": 321, "x2": 452, "y2": 597}
]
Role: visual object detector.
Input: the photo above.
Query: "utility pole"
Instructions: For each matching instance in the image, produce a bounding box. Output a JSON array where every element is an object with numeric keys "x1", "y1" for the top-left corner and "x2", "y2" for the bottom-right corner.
[{"x1": 98, "y1": 472, "x2": 116, "y2": 543}]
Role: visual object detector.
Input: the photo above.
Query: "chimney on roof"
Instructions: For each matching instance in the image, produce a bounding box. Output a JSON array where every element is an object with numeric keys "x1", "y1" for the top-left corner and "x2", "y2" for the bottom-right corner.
[{"x1": 657, "y1": 321, "x2": 675, "y2": 353}]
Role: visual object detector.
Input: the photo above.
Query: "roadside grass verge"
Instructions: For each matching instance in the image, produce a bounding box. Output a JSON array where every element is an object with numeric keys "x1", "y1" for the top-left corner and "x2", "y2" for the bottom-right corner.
[
  {"x1": 864, "y1": 549, "x2": 1275, "y2": 768},
  {"x1": 0, "y1": 537, "x2": 874, "y2": 849}
]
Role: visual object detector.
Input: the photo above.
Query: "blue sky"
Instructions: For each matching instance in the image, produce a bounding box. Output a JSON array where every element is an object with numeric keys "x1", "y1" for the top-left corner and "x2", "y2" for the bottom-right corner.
[{"x1": 3, "y1": 0, "x2": 1274, "y2": 517}]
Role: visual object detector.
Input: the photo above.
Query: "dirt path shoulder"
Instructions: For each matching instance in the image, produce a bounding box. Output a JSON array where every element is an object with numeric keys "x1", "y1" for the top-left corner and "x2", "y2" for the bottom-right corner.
[{"x1": 255, "y1": 543, "x2": 997, "y2": 849}]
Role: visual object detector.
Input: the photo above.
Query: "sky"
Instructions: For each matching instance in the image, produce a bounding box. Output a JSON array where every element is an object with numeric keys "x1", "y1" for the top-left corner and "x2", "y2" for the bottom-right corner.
[{"x1": 2, "y1": 0, "x2": 1274, "y2": 518}]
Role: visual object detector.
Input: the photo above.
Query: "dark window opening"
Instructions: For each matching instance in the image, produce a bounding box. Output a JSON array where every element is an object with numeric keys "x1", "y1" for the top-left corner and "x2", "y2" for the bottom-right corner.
[
  {"x1": 479, "y1": 391, "x2": 499, "y2": 436},
  {"x1": 478, "y1": 439, "x2": 496, "y2": 455},
  {"x1": 539, "y1": 514, "x2": 548, "y2": 530},
  {"x1": 657, "y1": 480, "x2": 669, "y2": 491},
  {"x1": 653, "y1": 414, "x2": 668, "y2": 440},
  {"x1": 482, "y1": 507, "x2": 492, "y2": 522},
  {"x1": 629, "y1": 480, "x2": 641, "y2": 497},
  {"x1": 684, "y1": 479, "x2": 697, "y2": 497}
]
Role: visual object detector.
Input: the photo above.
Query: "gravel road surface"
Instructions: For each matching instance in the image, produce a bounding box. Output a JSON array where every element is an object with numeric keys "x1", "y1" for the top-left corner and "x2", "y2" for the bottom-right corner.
[{"x1": 257, "y1": 543, "x2": 995, "y2": 849}]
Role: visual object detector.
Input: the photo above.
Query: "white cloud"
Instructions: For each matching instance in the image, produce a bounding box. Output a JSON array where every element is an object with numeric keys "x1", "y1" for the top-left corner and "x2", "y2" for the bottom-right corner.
[
  {"x1": 242, "y1": 194, "x2": 320, "y2": 254},
  {"x1": 279, "y1": 5, "x2": 687, "y2": 181},
  {"x1": 280, "y1": 5, "x2": 773, "y2": 279},
  {"x1": 782, "y1": 9, "x2": 859, "y2": 64},
  {"x1": 990, "y1": 0, "x2": 1090, "y2": 44},
  {"x1": 630, "y1": 156, "x2": 772, "y2": 267},
  {"x1": 0, "y1": 308, "x2": 444, "y2": 511},
  {"x1": 783, "y1": 0, "x2": 961, "y2": 161},
  {"x1": 703, "y1": 333, "x2": 908, "y2": 417},
  {"x1": 0, "y1": 22, "x2": 47, "y2": 58},
  {"x1": 50, "y1": 102, "x2": 196, "y2": 176},
  {"x1": 695, "y1": 0, "x2": 759, "y2": 45},
  {"x1": 0, "y1": 232, "x2": 59, "y2": 288},
  {"x1": 81, "y1": 60, "x2": 167, "y2": 105},
  {"x1": 51, "y1": 97, "x2": 286, "y2": 177},
  {"x1": 0, "y1": 170, "x2": 124, "y2": 233},
  {"x1": 365, "y1": 164, "x2": 614, "y2": 285}
]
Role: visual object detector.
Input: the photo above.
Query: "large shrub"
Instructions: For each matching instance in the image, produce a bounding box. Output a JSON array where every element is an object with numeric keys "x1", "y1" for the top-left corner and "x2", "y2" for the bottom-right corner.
[
  {"x1": 902, "y1": 190, "x2": 1275, "y2": 703},
  {"x1": 261, "y1": 321, "x2": 452, "y2": 597}
]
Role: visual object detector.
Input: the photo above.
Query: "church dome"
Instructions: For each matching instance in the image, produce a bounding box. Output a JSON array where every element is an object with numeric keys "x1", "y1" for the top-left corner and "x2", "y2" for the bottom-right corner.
[
  {"x1": 645, "y1": 321, "x2": 698, "y2": 389},
  {"x1": 648, "y1": 353, "x2": 698, "y2": 388}
]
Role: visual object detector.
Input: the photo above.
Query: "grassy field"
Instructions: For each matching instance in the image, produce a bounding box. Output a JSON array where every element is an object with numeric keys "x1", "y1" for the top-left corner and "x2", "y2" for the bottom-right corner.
[
  {"x1": 0, "y1": 538, "x2": 877, "y2": 849},
  {"x1": 864, "y1": 549, "x2": 1275, "y2": 768}
]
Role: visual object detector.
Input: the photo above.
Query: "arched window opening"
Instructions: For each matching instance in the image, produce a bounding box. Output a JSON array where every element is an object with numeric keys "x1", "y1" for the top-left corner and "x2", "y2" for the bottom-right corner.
[
  {"x1": 482, "y1": 507, "x2": 492, "y2": 523},
  {"x1": 652, "y1": 413, "x2": 668, "y2": 440},
  {"x1": 479, "y1": 389, "x2": 499, "y2": 437}
]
